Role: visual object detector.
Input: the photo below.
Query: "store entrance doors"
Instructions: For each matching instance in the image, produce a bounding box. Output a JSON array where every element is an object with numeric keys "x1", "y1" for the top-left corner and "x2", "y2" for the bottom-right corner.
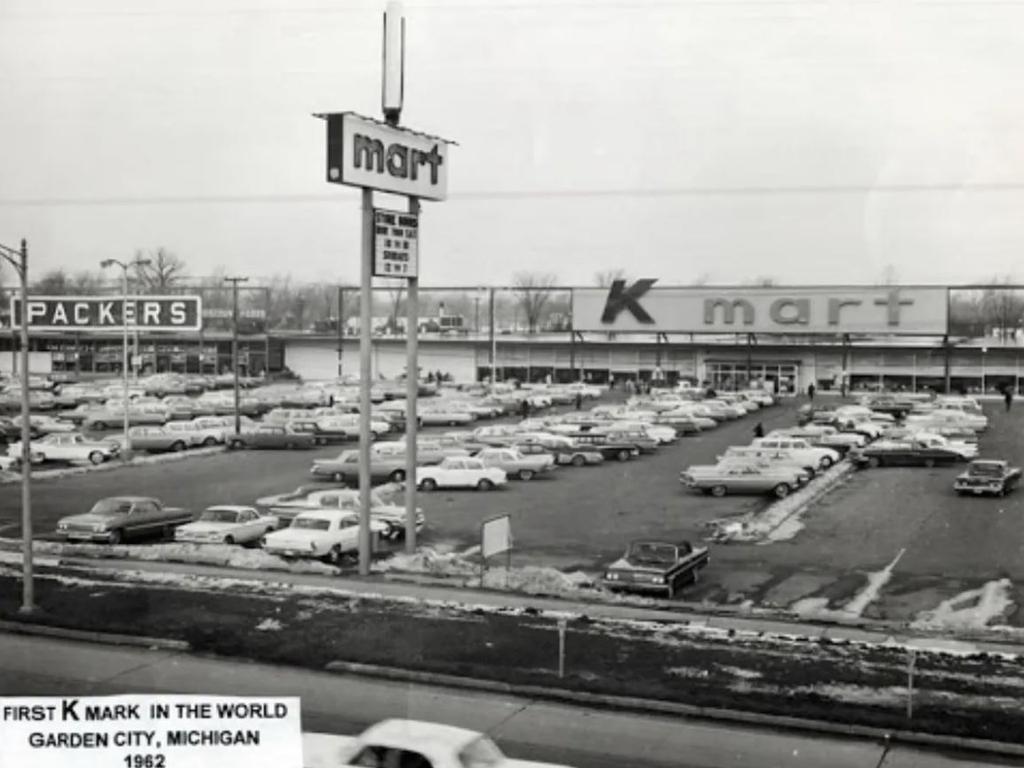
[{"x1": 706, "y1": 361, "x2": 800, "y2": 394}]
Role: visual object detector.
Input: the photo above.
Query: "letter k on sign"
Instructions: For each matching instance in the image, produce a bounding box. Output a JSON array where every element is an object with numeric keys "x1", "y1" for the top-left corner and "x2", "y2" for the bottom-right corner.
[{"x1": 601, "y1": 279, "x2": 657, "y2": 324}]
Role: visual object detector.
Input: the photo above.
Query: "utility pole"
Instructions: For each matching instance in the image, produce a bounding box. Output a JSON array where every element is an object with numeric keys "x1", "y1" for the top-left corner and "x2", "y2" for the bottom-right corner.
[
  {"x1": 225, "y1": 276, "x2": 249, "y2": 435},
  {"x1": 337, "y1": 286, "x2": 345, "y2": 378},
  {"x1": 129, "y1": 252, "x2": 150, "y2": 378},
  {"x1": 1, "y1": 239, "x2": 34, "y2": 614},
  {"x1": 489, "y1": 287, "x2": 497, "y2": 392}
]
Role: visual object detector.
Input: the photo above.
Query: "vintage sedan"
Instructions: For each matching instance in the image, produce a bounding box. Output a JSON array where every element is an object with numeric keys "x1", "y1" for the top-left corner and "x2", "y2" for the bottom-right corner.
[
  {"x1": 126, "y1": 426, "x2": 192, "y2": 453},
  {"x1": 418, "y1": 406, "x2": 476, "y2": 426},
  {"x1": 680, "y1": 462, "x2": 803, "y2": 498},
  {"x1": 475, "y1": 447, "x2": 554, "y2": 480},
  {"x1": 849, "y1": 439, "x2": 962, "y2": 468},
  {"x1": 560, "y1": 431, "x2": 640, "y2": 462},
  {"x1": 311, "y1": 449, "x2": 413, "y2": 485},
  {"x1": 227, "y1": 425, "x2": 316, "y2": 450},
  {"x1": 511, "y1": 440, "x2": 605, "y2": 467},
  {"x1": 954, "y1": 460, "x2": 1023, "y2": 497},
  {"x1": 55, "y1": 496, "x2": 192, "y2": 544},
  {"x1": 304, "y1": 719, "x2": 573, "y2": 768},
  {"x1": 261, "y1": 510, "x2": 387, "y2": 564},
  {"x1": 261, "y1": 487, "x2": 423, "y2": 539},
  {"x1": 416, "y1": 457, "x2": 507, "y2": 491},
  {"x1": 175, "y1": 505, "x2": 280, "y2": 544},
  {"x1": 601, "y1": 540, "x2": 710, "y2": 598},
  {"x1": 8, "y1": 432, "x2": 117, "y2": 465}
]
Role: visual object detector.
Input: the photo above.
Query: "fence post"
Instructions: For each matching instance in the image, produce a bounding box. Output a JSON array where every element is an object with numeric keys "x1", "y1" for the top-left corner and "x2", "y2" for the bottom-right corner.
[{"x1": 557, "y1": 618, "x2": 567, "y2": 679}]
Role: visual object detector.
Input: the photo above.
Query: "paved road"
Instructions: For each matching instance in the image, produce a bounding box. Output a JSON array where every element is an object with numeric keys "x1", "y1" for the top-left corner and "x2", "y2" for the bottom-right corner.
[{"x1": 0, "y1": 632, "x2": 1006, "y2": 768}]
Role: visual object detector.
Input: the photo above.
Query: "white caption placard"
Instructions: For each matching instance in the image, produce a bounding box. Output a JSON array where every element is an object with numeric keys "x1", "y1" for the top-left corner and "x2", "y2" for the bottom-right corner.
[{"x1": 0, "y1": 695, "x2": 302, "y2": 768}]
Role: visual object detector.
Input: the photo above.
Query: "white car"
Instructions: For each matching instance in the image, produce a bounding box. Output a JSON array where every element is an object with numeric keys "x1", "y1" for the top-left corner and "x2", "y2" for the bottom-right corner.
[
  {"x1": 770, "y1": 426, "x2": 866, "y2": 451},
  {"x1": 472, "y1": 424, "x2": 521, "y2": 445},
  {"x1": 909, "y1": 431, "x2": 979, "y2": 460},
  {"x1": 15, "y1": 414, "x2": 76, "y2": 434},
  {"x1": 660, "y1": 408, "x2": 717, "y2": 430},
  {"x1": 906, "y1": 409, "x2": 988, "y2": 432},
  {"x1": 304, "y1": 719, "x2": 573, "y2": 768},
  {"x1": 262, "y1": 510, "x2": 387, "y2": 563},
  {"x1": 260, "y1": 487, "x2": 424, "y2": 540},
  {"x1": 721, "y1": 446, "x2": 822, "y2": 479},
  {"x1": 751, "y1": 436, "x2": 840, "y2": 470},
  {"x1": 611, "y1": 420, "x2": 678, "y2": 444},
  {"x1": 0, "y1": 455, "x2": 21, "y2": 472},
  {"x1": 8, "y1": 432, "x2": 117, "y2": 465},
  {"x1": 416, "y1": 457, "x2": 507, "y2": 491},
  {"x1": 175, "y1": 505, "x2": 280, "y2": 545},
  {"x1": 419, "y1": 407, "x2": 476, "y2": 426},
  {"x1": 317, "y1": 413, "x2": 392, "y2": 439}
]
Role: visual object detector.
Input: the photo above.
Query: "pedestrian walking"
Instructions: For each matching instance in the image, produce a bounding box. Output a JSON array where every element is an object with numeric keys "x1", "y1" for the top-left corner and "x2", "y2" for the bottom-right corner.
[
  {"x1": 574, "y1": 392, "x2": 583, "y2": 410},
  {"x1": 520, "y1": 398, "x2": 530, "y2": 420},
  {"x1": 1005, "y1": 387, "x2": 1014, "y2": 412},
  {"x1": 754, "y1": 422, "x2": 765, "y2": 438},
  {"x1": 808, "y1": 382, "x2": 816, "y2": 401}
]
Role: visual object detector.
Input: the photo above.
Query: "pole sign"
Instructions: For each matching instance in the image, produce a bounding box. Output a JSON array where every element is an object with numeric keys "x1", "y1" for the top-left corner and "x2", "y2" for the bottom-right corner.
[
  {"x1": 373, "y1": 208, "x2": 418, "y2": 278},
  {"x1": 573, "y1": 282, "x2": 950, "y2": 336},
  {"x1": 325, "y1": 112, "x2": 449, "y2": 201},
  {"x1": 9, "y1": 296, "x2": 202, "y2": 332}
]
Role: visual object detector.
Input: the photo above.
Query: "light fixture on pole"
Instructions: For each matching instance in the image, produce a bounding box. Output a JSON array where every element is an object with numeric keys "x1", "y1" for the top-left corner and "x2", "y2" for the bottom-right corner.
[
  {"x1": 1, "y1": 238, "x2": 35, "y2": 614},
  {"x1": 224, "y1": 276, "x2": 249, "y2": 435},
  {"x1": 101, "y1": 257, "x2": 150, "y2": 461}
]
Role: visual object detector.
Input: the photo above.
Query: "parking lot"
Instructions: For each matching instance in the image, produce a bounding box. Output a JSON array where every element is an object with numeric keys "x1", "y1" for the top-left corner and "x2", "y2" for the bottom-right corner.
[{"x1": 3, "y1": 392, "x2": 1023, "y2": 629}]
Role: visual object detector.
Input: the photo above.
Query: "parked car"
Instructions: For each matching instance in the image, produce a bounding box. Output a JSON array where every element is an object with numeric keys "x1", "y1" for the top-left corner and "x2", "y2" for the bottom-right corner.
[
  {"x1": 261, "y1": 510, "x2": 387, "y2": 564},
  {"x1": 511, "y1": 440, "x2": 605, "y2": 467},
  {"x1": 260, "y1": 487, "x2": 424, "y2": 539},
  {"x1": 227, "y1": 425, "x2": 316, "y2": 450},
  {"x1": 126, "y1": 426, "x2": 192, "y2": 453},
  {"x1": 769, "y1": 426, "x2": 866, "y2": 454},
  {"x1": 559, "y1": 431, "x2": 640, "y2": 462},
  {"x1": 175, "y1": 505, "x2": 280, "y2": 544},
  {"x1": 418, "y1": 406, "x2": 476, "y2": 426},
  {"x1": 474, "y1": 447, "x2": 555, "y2": 480},
  {"x1": 55, "y1": 496, "x2": 192, "y2": 544},
  {"x1": 310, "y1": 449, "x2": 411, "y2": 485},
  {"x1": 954, "y1": 460, "x2": 1023, "y2": 497},
  {"x1": 751, "y1": 436, "x2": 840, "y2": 470},
  {"x1": 8, "y1": 432, "x2": 117, "y2": 465},
  {"x1": 849, "y1": 439, "x2": 963, "y2": 468},
  {"x1": 416, "y1": 457, "x2": 507, "y2": 491},
  {"x1": 601, "y1": 540, "x2": 710, "y2": 598},
  {"x1": 719, "y1": 446, "x2": 819, "y2": 479},
  {"x1": 680, "y1": 463, "x2": 803, "y2": 498}
]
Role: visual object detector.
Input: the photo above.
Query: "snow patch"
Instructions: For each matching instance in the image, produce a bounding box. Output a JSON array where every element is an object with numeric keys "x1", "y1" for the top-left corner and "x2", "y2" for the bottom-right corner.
[
  {"x1": 912, "y1": 579, "x2": 1016, "y2": 631},
  {"x1": 255, "y1": 618, "x2": 283, "y2": 632},
  {"x1": 790, "y1": 549, "x2": 904, "y2": 620},
  {"x1": 716, "y1": 664, "x2": 762, "y2": 679},
  {"x1": 477, "y1": 566, "x2": 593, "y2": 596}
]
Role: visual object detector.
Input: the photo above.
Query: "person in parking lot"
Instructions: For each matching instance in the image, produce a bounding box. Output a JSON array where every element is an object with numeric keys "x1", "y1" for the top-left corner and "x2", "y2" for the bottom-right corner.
[
  {"x1": 520, "y1": 399, "x2": 530, "y2": 419},
  {"x1": 807, "y1": 382, "x2": 816, "y2": 401},
  {"x1": 1005, "y1": 387, "x2": 1014, "y2": 412},
  {"x1": 575, "y1": 391, "x2": 583, "y2": 410},
  {"x1": 754, "y1": 422, "x2": 765, "y2": 438}
]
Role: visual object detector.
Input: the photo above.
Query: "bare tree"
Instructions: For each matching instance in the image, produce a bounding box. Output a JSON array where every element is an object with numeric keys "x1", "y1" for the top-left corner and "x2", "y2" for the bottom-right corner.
[
  {"x1": 378, "y1": 279, "x2": 406, "y2": 334},
  {"x1": 135, "y1": 248, "x2": 186, "y2": 292},
  {"x1": 594, "y1": 268, "x2": 629, "y2": 287},
  {"x1": 979, "y1": 276, "x2": 1024, "y2": 342},
  {"x1": 512, "y1": 271, "x2": 558, "y2": 333},
  {"x1": 33, "y1": 269, "x2": 108, "y2": 294}
]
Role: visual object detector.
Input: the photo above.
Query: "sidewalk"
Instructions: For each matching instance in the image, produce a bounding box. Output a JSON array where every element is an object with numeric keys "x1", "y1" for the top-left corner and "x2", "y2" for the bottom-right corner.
[{"x1": 37, "y1": 553, "x2": 1024, "y2": 657}]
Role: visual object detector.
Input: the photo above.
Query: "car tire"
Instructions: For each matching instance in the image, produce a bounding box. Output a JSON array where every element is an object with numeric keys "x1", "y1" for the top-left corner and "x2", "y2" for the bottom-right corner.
[
  {"x1": 819, "y1": 455, "x2": 834, "y2": 469},
  {"x1": 88, "y1": 451, "x2": 104, "y2": 465},
  {"x1": 477, "y1": 478, "x2": 495, "y2": 491},
  {"x1": 229, "y1": 439, "x2": 245, "y2": 450},
  {"x1": 571, "y1": 454, "x2": 586, "y2": 468},
  {"x1": 773, "y1": 483, "x2": 791, "y2": 499},
  {"x1": 171, "y1": 441, "x2": 186, "y2": 452},
  {"x1": 420, "y1": 478, "x2": 438, "y2": 491},
  {"x1": 710, "y1": 485, "x2": 727, "y2": 498},
  {"x1": 390, "y1": 469, "x2": 406, "y2": 483},
  {"x1": 518, "y1": 469, "x2": 535, "y2": 481},
  {"x1": 868, "y1": 456, "x2": 881, "y2": 468},
  {"x1": 616, "y1": 449, "x2": 630, "y2": 462},
  {"x1": 326, "y1": 545, "x2": 343, "y2": 565},
  {"x1": 108, "y1": 529, "x2": 123, "y2": 545},
  {"x1": 284, "y1": 442, "x2": 295, "y2": 450},
  {"x1": 224, "y1": 535, "x2": 235, "y2": 545},
  {"x1": 202, "y1": 436, "x2": 217, "y2": 447}
]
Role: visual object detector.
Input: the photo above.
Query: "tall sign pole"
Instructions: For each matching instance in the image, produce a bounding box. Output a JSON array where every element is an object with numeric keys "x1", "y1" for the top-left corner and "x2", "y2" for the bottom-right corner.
[
  {"x1": 225, "y1": 276, "x2": 250, "y2": 436},
  {"x1": 319, "y1": 0, "x2": 451, "y2": 575}
]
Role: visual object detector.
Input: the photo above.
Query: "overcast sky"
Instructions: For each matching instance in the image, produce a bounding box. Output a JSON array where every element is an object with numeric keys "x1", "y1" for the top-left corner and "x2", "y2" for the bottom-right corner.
[{"x1": 2, "y1": 0, "x2": 1024, "y2": 288}]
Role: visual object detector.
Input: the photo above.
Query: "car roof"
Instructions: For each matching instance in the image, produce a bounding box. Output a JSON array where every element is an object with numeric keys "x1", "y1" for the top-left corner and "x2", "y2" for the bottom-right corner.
[
  {"x1": 358, "y1": 719, "x2": 480, "y2": 753},
  {"x1": 293, "y1": 509, "x2": 356, "y2": 521},
  {"x1": 205, "y1": 505, "x2": 257, "y2": 513},
  {"x1": 103, "y1": 496, "x2": 157, "y2": 503}
]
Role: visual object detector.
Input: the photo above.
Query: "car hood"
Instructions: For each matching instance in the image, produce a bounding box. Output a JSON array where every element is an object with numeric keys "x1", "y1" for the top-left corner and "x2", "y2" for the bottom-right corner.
[
  {"x1": 605, "y1": 556, "x2": 666, "y2": 574},
  {"x1": 59, "y1": 513, "x2": 118, "y2": 526}
]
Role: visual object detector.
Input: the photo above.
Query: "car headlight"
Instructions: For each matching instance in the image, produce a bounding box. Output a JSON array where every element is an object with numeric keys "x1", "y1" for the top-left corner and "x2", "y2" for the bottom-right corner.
[
  {"x1": 57, "y1": 522, "x2": 68, "y2": 531},
  {"x1": 604, "y1": 572, "x2": 619, "y2": 580},
  {"x1": 92, "y1": 523, "x2": 106, "y2": 532},
  {"x1": 652, "y1": 575, "x2": 666, "y2": 584}
]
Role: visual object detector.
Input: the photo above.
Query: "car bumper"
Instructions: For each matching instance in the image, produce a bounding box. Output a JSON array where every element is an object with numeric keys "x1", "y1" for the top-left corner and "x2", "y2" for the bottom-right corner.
[
  {"x1": 58, "y1": 530, "x2": 119, "y2": 543},
  {"x1": 954, "y1": 483, "x2": 1002, "y2": 495},
  {"x1": 601, "y1": 578, "x2": 671, "y2": 595}
]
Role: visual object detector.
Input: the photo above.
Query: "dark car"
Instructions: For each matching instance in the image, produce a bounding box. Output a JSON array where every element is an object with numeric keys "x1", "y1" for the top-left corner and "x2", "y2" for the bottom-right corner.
[
  {"x1": 560, "y1": 431, "x2": 640, "y2": 462},
  {"x1": 849, "y1": 440, "x2": 961, "y2": 468},
  {"x1": 227, "y1": 425, "x2": 316, "y2": 450},
  {"x1": 954, "y1": 460, "x2": 1023, "y2": 497},
  {"x1": 601, "y1": 540, "x2": 710, "y2": 598},
  {"x1": 287, "y1": 419, "x2": 350, "y2": 446}
]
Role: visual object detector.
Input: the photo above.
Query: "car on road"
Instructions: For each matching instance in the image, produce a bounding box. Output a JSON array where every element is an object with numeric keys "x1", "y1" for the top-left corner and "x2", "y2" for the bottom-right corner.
[
  {"x1": 259, "y1": 487, "x2": 424, "y2": 539},
  {"x1": 55, "y1": 496, "x2": 193, "y2": 544},
  {"x1": 227, "y1": 424, "x2": 316, "y2": 450},
  {"x1": 680, "y1": 463, "x2": 803, "y2": 498},
  {"x1": 849, "y1": 439, "x2": 963, "y2": 468},
  {"x1": 475, "y1": 447, "x2": 555, "y2": 480},
  {"x1": 307, "y1": 718, "x2": 573, "y2": 768},
  {"x1": 261, "y1": 509, "x2": 387, "y2": 564},
  {"x1": 416, "y1": 457, "x2": 507, "y2": 491},
  {"x1": 601, "y1": 540, "x2": 710, "y2": 598},
  {"x1": 954, "y1": 460, "x2": 1023, "y2": 497},
  {"x1": 8, "y1": 432, "x2": 117, "y2": 465},
  {"x1": 174, "y1": 505, "x2": 280, "y2": 544}
]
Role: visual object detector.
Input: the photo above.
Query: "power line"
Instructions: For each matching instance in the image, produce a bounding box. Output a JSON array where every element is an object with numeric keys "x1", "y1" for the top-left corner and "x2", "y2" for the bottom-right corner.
[{"x1": 5, "y1": 182, "x2": 1024, "y2": 207}]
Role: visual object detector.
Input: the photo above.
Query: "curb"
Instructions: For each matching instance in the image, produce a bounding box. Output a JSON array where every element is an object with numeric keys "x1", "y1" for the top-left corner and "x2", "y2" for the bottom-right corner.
[
  {"x1": 0, "y1": 446, "x2": 226, "y2": 485},
  {"x1": 324, "y1": 660, "x2": 1024, "y2": 759},
  {"x1": 0, "y1": 618, "x2": 190, "y2": 651}
]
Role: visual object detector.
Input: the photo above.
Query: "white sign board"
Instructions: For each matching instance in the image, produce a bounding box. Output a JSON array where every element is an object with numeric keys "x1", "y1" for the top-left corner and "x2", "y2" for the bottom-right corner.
[
  {"x1": 573, "y1": 283, "x2": 950, "y2": 336},
  {"x1": 481, "y1": 515, "x2": 512, "y2": 559},
  {"x1": 326, "y1": 112, "x2": 448, "y2": 201},
  {"x1": 0, "y1": 695, "x2": 301, "y2": 768},
  {"x1": 373, "y1": 208, "x2": 418, "y2": 278}
]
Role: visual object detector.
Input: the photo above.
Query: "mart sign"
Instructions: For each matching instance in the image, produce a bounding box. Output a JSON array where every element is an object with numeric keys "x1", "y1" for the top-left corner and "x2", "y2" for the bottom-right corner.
[{"x1": 9, "y1": 296, "x2": 202, "y2": 331}]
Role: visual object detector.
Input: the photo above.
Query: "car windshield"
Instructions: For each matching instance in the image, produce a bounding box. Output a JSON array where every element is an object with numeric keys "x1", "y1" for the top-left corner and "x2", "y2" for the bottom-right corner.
[
  {"x1": 627, "y1": 542, "x2": 676, "y2": 564},
  {"x1": 291, "y1": 518, "x2": 331, "y2": 531},
  {"x1": 200, "y1": 509, "x2": 241, "y2": 523},
  {"x1": 88, "y1": 499, "x2": 134, "y2": 516},
  {"x1": 458, "y1": 736, "x2": 504, "y2": 768},
  {"x1": 970, "y1": 464, "x2": 1003, "y2": 477}
]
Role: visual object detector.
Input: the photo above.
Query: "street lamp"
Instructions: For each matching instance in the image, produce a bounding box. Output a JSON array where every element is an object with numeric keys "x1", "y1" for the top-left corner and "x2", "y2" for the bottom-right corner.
[
  {"x1": 100, "y1": 257, "x2": 150, "y2": 461},
  {"x1": 224, "y1": 276, "x2": 249, "y2": 435},
  {"x1": 1, "y1": 238, "x2": 34, "y2": 614}
]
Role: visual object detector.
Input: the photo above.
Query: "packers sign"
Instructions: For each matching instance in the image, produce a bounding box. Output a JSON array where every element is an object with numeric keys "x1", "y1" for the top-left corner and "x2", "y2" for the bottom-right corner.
[{"x1": 9, "y1": 296, "x2": 202, "y2": 331}]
